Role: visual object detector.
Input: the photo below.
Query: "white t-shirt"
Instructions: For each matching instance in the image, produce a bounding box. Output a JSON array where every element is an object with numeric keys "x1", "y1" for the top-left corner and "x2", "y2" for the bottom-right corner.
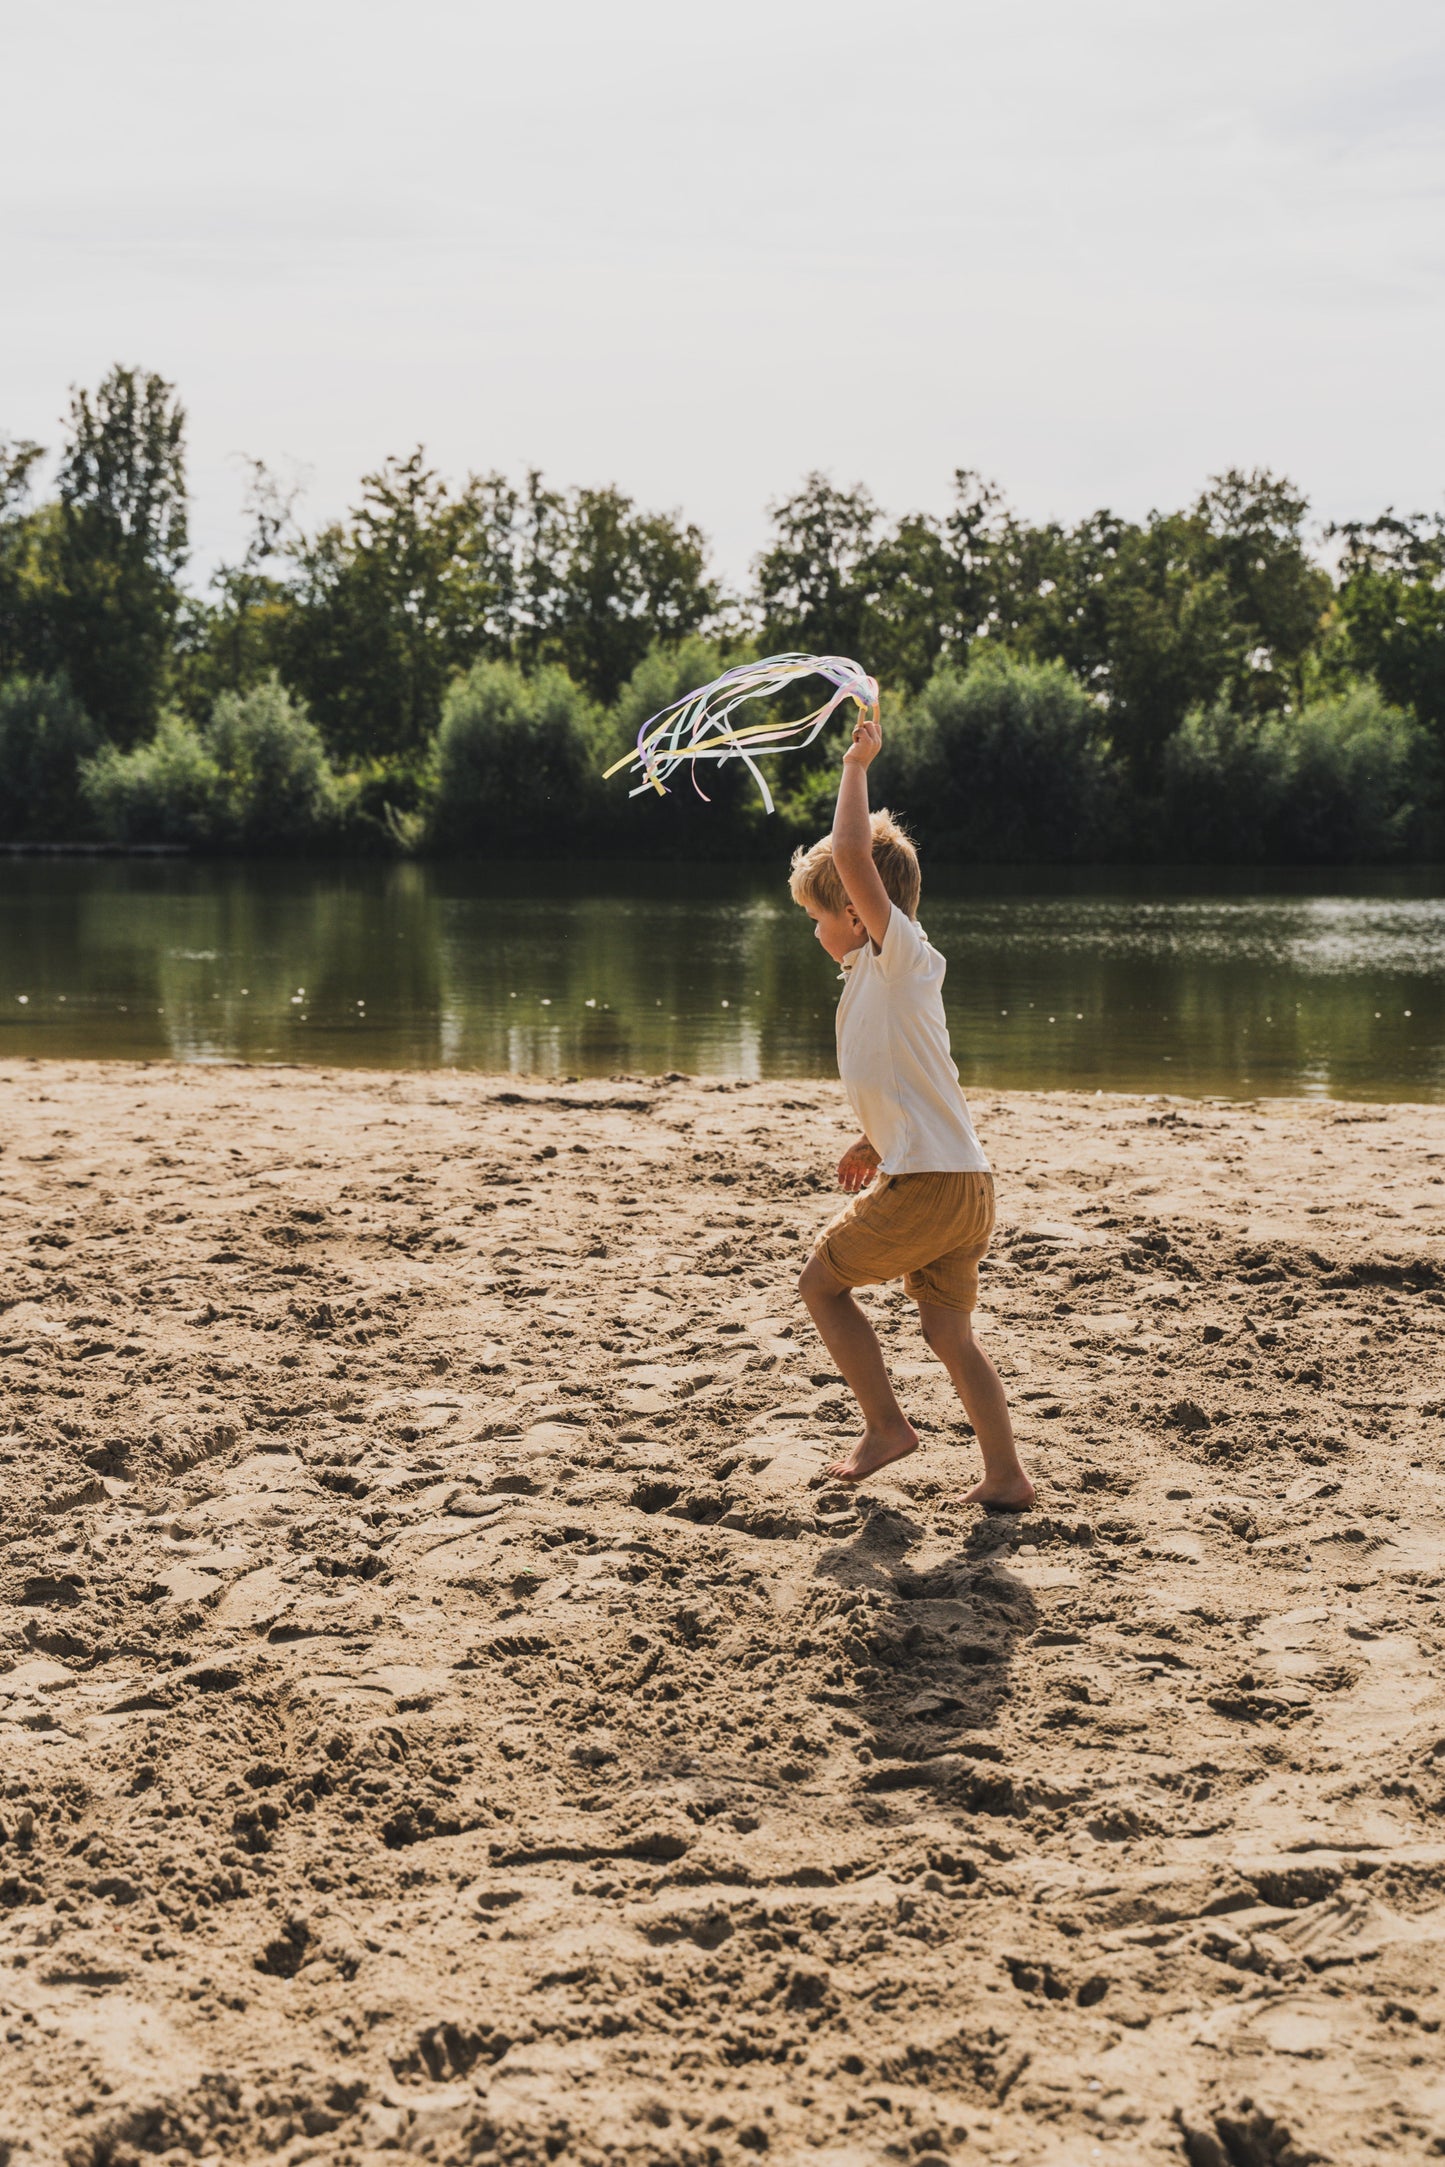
[{"x1": 835, "y1": 904, "x2": 990, "y2": 1177}]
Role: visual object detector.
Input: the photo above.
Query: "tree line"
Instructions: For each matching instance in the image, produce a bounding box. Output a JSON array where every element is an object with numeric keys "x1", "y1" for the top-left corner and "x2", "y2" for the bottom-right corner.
[{"x1": 2, "y1": 363, "x2": 1442, "y2": 861}]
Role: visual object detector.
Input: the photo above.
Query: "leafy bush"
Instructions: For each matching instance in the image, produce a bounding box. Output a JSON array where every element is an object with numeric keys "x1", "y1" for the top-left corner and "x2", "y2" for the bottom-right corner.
[
  {"x1": 82, "y1": 713, "x2": 223, "y2": 845},
  {"x1": 428, "y1": 660, "x2": 606, "y2": 851},
  {"x1": 205, "y1": 676, "x2": 342, "y2": 847},
  {"x1": 1159, "y1": 683, "x2": 1431, "y2": 862},
  {"x1": 881, "y1": 653, "x2": 1123, "y2": 861},
  {"x1": 82, "y1": 675, "x2": 343, "y2": 850},
  {"x1": 0, "y1": 673, "x2": 100, "y2": 840}
]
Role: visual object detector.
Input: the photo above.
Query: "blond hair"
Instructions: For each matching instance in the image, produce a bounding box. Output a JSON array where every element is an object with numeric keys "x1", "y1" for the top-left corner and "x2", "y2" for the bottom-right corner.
[{"x1": 788, "y1": 808, "x2": 921, "y2": 920}]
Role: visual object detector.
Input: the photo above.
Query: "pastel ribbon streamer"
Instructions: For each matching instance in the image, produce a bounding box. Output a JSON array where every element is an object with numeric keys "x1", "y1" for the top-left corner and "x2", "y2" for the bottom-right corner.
[{"x1": 603, "y1": 652, "x2": 880, "y2": 815}]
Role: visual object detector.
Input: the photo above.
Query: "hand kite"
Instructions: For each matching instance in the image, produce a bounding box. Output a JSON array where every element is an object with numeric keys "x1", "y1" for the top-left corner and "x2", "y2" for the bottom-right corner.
[{"x1": 603, "y1": 653, "x2": 880, "y2": 815}]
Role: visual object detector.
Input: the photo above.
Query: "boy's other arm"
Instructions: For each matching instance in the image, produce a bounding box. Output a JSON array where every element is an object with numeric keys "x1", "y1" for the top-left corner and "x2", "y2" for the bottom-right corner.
[
  {"x1": 837, "y1": 1135, "x2": 881, "y2": 1193},
  {"x1": 831, "y1": 711, "x2": 893, "y2": 949}
]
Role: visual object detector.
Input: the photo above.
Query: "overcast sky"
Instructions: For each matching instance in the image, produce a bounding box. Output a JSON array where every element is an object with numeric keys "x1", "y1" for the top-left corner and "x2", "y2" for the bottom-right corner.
[{"x1": 4, "y1": 0, "x2": 1443, "y2": 586}]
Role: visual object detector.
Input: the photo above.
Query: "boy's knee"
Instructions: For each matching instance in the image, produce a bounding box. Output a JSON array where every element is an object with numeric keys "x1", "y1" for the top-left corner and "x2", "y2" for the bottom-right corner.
[
  {"x1": 918, "y1": 1300, "x2": 970, "y2": 1351},
  {"x1": 798, "y1": 1253, "x2": 837, "y2": 1306}
]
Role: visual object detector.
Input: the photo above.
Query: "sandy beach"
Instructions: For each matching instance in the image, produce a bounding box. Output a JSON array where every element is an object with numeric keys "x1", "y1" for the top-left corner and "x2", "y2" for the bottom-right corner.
[{"x1": 2, "y1": 1059, "x2": 1443, "y2": 2166}]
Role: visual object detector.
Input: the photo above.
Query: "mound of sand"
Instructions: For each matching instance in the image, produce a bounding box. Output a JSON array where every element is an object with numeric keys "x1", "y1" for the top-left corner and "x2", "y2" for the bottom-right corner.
[{"x1": 2, "y1": 1062, "x2": 1443, "y2": 2165}]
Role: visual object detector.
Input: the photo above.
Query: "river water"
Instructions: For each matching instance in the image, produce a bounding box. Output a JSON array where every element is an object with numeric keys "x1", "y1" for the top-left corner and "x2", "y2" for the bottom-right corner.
[{"x1": 2, "y1": 859, "x2": 1443, "y2": 1099}]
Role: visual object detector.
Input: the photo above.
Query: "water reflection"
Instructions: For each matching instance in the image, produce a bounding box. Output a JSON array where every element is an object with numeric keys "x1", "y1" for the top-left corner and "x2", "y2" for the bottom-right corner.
[{"x1": 1, "y1": 858, "x2": 1442, "y2": 1099}]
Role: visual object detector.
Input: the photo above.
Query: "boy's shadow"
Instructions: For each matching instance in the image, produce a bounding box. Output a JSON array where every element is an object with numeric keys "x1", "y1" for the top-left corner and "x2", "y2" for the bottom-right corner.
[{"x1": 809, "y1": 1498, "x2": 1039, "y2": 1827}]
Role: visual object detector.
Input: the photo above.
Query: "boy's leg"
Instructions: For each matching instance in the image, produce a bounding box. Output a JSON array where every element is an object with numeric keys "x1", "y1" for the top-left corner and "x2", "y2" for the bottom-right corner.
[
  {"x1": 915, "y1": 1300, "x2": 1034, "y2": 1510},
  {"x1": 798, "y1": 1253, "x2": 918, "y2": 1481}
]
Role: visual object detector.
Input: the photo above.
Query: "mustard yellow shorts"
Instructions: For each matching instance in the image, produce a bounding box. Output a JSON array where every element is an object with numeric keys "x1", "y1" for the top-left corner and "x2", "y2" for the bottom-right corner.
[{"x1": 812, "y1": 1170, "x2": 995, "y2": 1313}]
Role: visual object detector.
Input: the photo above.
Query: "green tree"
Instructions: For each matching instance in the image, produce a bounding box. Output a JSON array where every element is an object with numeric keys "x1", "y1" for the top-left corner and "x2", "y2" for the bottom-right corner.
[
  {"x1": 54, "y1": 366, "x2": 188, "y2": 746},
  {"x1": 755, "y1": 469, "x2": 1015, "y2": 695},
  {"x1": 0, "y1": 438, "x2": 44, "y2": 521},
  {"x1": 1195, "y1": 469, "x2": 1332, "y2": 713},
  {"x1": 970, "y1": 472, "x2": 1329, "y2": 780},
  {"x1": 546, "y1": 487, "x2": 718, "y2": 704},
  {"x1": 275, "y1": 450, "x2": 516, "y2": 764},
  {"x1": 173, "y1": 458, "x2": 305, "y2": 718},
  {"x1": 854, "y1": 513, "x2": 963, "y2": 694},
  {"x1": 755, "y1": 473, "x2": 880, "y2": 660},
  {"x1": 0, "y1": 438, "x2": 57, "y2": 684},
  {"x1": 0, "y1": 673, "x2": 99, "y2": 840},
  {"x1": 979, "y1": 504, "x2": 1125, "y2": 693},
  {"x1": 1093, "y1": 510, "x2": 1240, "y2": 776},
  {"x1": 1332, "y1": 509, "x2": 1445, "y2": 737},
  {"x1": 242, "y1": 455, "x2": 720, "y2": 757}
]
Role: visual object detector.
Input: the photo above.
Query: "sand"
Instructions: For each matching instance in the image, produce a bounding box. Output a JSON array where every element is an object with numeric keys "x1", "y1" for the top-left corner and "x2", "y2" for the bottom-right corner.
[{"x1": 1, "y1": 1059, "x2": 1444, "y2": 2167}]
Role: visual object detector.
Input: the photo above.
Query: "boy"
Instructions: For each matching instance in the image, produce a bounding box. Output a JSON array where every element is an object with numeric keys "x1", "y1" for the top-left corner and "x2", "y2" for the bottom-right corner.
[{"x1": 790, "y1": 707, "x2": 1034, "y2": 1510}]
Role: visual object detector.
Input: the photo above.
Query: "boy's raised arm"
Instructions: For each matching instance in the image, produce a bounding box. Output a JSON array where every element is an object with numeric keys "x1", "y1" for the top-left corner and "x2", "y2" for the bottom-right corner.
[{"x1": 830, "y1": 709, "x2": 894, "y2": 948}]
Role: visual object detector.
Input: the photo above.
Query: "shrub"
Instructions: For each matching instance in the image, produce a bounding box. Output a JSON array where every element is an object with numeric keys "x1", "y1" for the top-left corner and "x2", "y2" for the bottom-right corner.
[
  {"x1": 1159, "y1": 683, "x2": 1431, "y2": 862},
  {"x1": 206, "y1": 676, "x2": 342, "y2": 848},
  {"x1": 82, "y1": 712, "x2": 222, "y2": 845},
  {"x1": 82, "y1": 675, "x2": 343, "y2": 850},
  {"x1": 0, "y1": 673, "x2": 100, "y2": 840},
  {"x1": 428, "y1": 660, "x2": 606, "y2": 851},
  {"x1": 882, "y1": 653, "x2": 1123, "y2": 861}
]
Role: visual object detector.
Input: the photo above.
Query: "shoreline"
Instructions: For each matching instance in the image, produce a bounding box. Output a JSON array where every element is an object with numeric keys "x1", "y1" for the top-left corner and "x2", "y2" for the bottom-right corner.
[
  {"x1": 2, "y1": 1063, "x2": 1443, "y2": 2162},
  {"x1": 0, "y1": 842, "x2": 190, "y2": 857},
  {"x1": 4, "y1": 1052, "x2": 1445, "y2": 1113}
]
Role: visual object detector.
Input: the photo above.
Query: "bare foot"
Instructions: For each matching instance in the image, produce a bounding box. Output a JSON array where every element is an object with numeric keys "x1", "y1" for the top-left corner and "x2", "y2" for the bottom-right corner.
[
  {"x1": 963, "y1": 1472, "x2": 1036, "y2": 1513},
  {"x1": 826, "y1": 1420, "x2": 920, "y2": 1485}
]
